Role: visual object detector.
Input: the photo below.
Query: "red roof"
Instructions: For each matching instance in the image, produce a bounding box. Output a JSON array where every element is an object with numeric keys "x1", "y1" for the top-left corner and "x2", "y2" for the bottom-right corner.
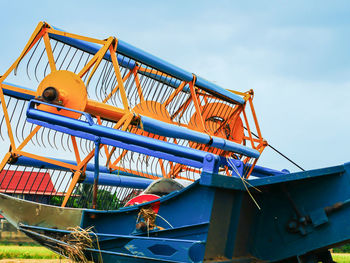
[{"x1": 0, "y1": 170, "x2": 60, "y2": 195}]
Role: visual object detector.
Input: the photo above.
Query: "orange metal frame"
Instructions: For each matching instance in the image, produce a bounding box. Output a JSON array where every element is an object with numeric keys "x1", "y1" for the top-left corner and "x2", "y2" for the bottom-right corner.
[{"x1": 0, "y1": 22, "x2": 267, "y2": 206}]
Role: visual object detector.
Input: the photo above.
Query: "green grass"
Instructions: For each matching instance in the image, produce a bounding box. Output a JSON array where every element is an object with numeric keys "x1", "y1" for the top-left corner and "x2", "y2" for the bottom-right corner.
[
  {"x1": 0, "y1": 245, "x2": 60, "y2": 259},
  {"x1": 333, "y1": 253, "x2": 350, "y2": 263},
  {"x1": 0, "y1": 245, "x2": 349, "y2": 261}
]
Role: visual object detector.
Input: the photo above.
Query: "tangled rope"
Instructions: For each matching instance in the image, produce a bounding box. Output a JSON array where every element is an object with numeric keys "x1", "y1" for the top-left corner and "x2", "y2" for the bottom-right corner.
[{"x1": 138, "y1": 206, "x2": 157, "y2": 230}]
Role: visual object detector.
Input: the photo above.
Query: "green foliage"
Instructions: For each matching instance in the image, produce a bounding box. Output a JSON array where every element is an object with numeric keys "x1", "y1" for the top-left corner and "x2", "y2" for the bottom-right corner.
[
  {"x1": 334, "y1": 244, "x2": 350, "y2": 253},
  {"x1": 50, "y1": 196, "x2": 62, "y2": 206},
  {"x1": 72, "y1": 184, "x2": 121, "y2": 210},
  {"x1": 95, "y1": 189, "x2": 121, "y2": 210},
  {"x1": 50, "y1": 183, "x2": 122, "y2": 210}
]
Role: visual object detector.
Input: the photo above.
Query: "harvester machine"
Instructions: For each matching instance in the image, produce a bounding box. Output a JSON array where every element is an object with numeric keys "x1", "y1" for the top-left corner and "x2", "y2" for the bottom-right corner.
[{"x1": 0, "y1": 22, "x2": 349, "y2": 263}]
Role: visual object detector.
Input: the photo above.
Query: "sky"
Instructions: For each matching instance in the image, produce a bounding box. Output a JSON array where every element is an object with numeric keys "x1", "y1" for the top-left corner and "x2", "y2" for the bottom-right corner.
[{"x1": 0, "y1": 0, "x2": 349, "y2": 172}]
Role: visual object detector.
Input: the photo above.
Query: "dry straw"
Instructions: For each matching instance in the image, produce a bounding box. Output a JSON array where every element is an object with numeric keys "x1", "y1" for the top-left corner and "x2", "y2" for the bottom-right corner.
[{"x1": 59, "y1": 226, "x2": 102, "y2": 263}]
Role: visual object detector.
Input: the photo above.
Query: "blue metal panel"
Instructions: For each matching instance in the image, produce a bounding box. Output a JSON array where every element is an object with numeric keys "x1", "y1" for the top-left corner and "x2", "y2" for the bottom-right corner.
[
  {"x1": 200, "y1": 164, "x2": 346, "y2": 191},
  {"x1": 21, "y1": 223, "x2": 206, "y2": 263},
  {"x1": 197, "y1": 162, "x2": 350, "y2": 261},
  {"x1": 82, "y1": 181, "x2": 214, "y2": 234},
  {"x1": 249, "y1": 164, "x2": 346, "y2": 187},
  {"x1": 248, "y1": 162, "x2": 350, "y2": 261}
]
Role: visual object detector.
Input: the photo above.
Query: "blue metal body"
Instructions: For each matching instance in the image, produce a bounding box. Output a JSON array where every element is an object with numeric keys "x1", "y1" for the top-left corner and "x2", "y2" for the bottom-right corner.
[
  {"x1": 16, "y1": 163, "x2": 350, "y2": 263},
  {"x1": 13, "y1": 99, "x2": 350, "y2": 262}
]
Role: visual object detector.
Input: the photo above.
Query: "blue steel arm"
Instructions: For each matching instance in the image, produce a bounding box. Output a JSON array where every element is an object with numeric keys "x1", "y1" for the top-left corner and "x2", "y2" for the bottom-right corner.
[
  {"x1": 83, "y1": 171, "x2": 153, "y2": 188},
  {"x1": 26, "y1": 100, "x2": 220, "y2": 172},
  {"x1": 141, "y1": 116, "x2": 260, "y2": 158}
]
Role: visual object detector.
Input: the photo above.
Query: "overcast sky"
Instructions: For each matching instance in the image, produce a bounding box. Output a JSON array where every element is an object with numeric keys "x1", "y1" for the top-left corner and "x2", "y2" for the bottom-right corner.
[{"x1": 0, "y1": 0, "x2": 349, "y2": 172}]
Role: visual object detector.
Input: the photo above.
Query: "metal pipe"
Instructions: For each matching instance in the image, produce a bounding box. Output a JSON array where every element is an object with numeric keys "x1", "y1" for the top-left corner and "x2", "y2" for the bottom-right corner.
[
  {"x1": 92, "y1": 138, "x2": 100, "y2": 209},
  {"x1": 27, "y1": 100, "x2": 215, "y2": 169},
  {"x1": 83, "y1": 171, "x2": 152, "y2": 188},
  {"x1": 141, "y1": 116, "x2": 260, "y2": 158},
  {"x1": 49, "y1": 32, "x2": 244, "y2": 105}
]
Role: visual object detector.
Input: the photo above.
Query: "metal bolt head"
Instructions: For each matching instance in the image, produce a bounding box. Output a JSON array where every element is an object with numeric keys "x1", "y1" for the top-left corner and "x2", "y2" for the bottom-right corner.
[
  {"x1": 42, "y1": 87, "x2": 58, "y2": 102},
  {"x1": 206, "y1": 154, "x2": 213, "y2": 162}
]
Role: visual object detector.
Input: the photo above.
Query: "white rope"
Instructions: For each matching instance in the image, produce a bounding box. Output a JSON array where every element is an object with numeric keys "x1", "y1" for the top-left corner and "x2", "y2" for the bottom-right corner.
[{"x1": 156, "y1": 214, "x2": 174, "y2": 229}]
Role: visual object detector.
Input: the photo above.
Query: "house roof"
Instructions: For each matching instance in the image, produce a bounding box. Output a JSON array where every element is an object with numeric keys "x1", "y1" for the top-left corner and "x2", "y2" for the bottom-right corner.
[{"x1": 0, "y1": 169, "x2": 61, "y2": 196}]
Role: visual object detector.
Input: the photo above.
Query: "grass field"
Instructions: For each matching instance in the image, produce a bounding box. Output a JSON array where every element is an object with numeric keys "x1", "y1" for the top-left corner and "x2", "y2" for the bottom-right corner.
[
  {"x1": 332, "y1": 253, "x2": 350, "y2": 263},
  {"x1": 0, "y1": 245, "x2": 59, "y2": 259},
  {"x1": 0, "y1": 245, "x2": 350, "y2": 261}
]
